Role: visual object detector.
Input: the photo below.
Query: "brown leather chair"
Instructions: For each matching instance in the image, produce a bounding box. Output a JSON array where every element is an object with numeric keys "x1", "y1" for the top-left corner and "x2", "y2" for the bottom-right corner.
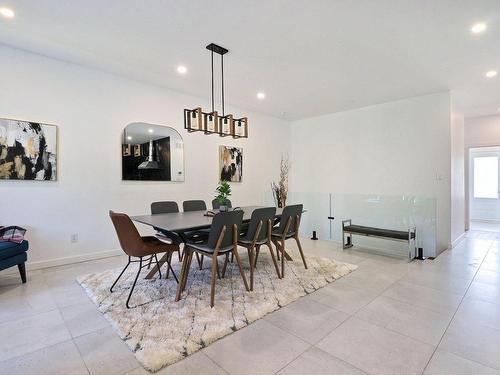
[{"x1": 109, "y1": 210, "x2": 180, "y2": 308}]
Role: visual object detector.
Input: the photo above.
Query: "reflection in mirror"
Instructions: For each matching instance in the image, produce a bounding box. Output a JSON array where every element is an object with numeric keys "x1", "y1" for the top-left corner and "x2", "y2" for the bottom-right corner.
[{"x1": 122, "y1": 122, "x2": 184, "y2": 181}]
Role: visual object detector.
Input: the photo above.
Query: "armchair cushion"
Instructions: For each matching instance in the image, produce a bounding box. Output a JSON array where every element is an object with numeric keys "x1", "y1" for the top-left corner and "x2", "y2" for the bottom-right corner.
[{"x1": 0, "y1": 240, "x2": 29, "y2": 261}]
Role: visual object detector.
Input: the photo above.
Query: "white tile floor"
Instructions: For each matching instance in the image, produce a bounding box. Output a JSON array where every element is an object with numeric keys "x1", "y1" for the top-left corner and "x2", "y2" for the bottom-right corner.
[{"x1": 1, "y1": 230, "x2": 500, "y2": 375}]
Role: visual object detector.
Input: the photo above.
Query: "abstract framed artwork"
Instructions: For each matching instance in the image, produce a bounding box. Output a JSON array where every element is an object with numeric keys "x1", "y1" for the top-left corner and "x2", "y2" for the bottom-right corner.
[
  {"x1": 219, "y1": 145, "x2": 242, "y2": 182},
  {"x1": 0, "y1": 118, "x2": 57, "y2": 181}
]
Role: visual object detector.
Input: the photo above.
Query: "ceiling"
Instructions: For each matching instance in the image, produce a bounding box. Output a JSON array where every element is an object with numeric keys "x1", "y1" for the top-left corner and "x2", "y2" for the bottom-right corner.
[{"x1": 1, "y1": 0, "x2": 500, "y2": 120}]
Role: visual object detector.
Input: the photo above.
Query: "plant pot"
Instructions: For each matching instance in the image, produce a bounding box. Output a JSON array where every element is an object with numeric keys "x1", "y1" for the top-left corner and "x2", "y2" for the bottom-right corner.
[{"x1": 219, "y1": 205, "x2": 228, "y2": 212}]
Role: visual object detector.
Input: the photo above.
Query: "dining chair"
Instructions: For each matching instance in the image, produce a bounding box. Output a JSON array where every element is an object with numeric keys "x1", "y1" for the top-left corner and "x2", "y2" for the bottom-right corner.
[
  {"x1": 150, "y1": 200, "x2": 183, "y2": 267},
  {"x1": 237, "y1": 207, "x2": 280, "y2": 290},
  {"x1": 211, "y1": 198, "x2": 232, "y2": 210},
  {"x1": 182, "y1": 200, "x2": 207, "y2": 212},
  {"x1": 271, "y1": 204, "x2": 307, "y2": 277},
  {"x1": 151, "y1": 201, "x2": 180, "y2": 215},
  {"x1": 175, "y1": 210, "x2": 249, "y2": 307},
  {"x1": 109, "y1": 211, "x2": 179, "y2": 308},
  {"x1": 182, "y1": 200, "x2": 209, "y2": 269}
]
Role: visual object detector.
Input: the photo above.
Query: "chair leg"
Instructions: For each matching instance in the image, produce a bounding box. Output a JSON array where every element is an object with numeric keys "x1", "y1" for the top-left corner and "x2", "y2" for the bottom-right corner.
[
  {"x1": 147, "y1": 256, "x2": 152, "y2": 269},
  {"x1": 195, "y1": 253, "x2": 204, "y2": 270},
  {"x1": 222, "y1": 253, "x2": 229, "y2": 278},
  {"x1": 126, "y1": 258, "x2": 142, "y2": 309},
  {"x1": 295, "y1": 236, "x2": 308, "y2": 269},
  {"x1": 166, "y1": 252, "x2": 179, "y2": 283},
  {"x1": 178, "y1": 248, "x2": 183, "y2": 262},
  {"x1": 248, "y1": 246, "x2": 255, "y2": 291},
  {"x1": 176, "y1": 249, "x2": 191, "y2": 301},
  {"x1": 232, "y1": 247, "x2": 250, "y2": 291},
  {"x1": 267, "y1": 242, "x2": 281, "y2": 278},
  {"x1": 273, "y1": 239, "x2": 280, "y2": 261},
  {"x1": 254, "y1": 246, "x2": 260, "y2": 268},
  {"x1": 110, "y1": 257, "x2": 131, "y2": 293},
  {"x1": 18, "y1": 262, "x2": 27, "y2": 283},
  {"x1": 165, "y1": 252, "x2": 172, "y2": 279},
  {"x1": 210, "y1": 253, "x2": 218, "y2": 307},
  {"x1": 182, "y1": 251, "x2": 194, "y2": 293},
  {"x1": 153, "y1": 254, "x2": 162, "y2": 279},
  {"x1": 216, "y1": 258, "x2": 221, "y2": 279},
  {"x1": 281, "y1": 239, "x2": 285, "y2": 277}
]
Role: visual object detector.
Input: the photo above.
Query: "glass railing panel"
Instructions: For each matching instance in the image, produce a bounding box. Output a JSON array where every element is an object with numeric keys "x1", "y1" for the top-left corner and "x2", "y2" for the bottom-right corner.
[
  {"x1": 330, "y1": 193, "x2": 437, "y2": 257},
  {"x1": 261, "y1": 190, "x2": 436, "y2": 259},
  {"x1": 259, "y1": 190, "x2": 332, "y2": 240},
  {"x1": 287, "y1": 192, "x2": 332, "y2": 240}
]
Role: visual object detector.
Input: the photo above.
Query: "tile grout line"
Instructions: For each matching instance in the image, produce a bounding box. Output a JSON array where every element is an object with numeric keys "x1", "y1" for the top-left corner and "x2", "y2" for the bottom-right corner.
[
  {"x1": 201, "y1": 351, "x2": 231, "y2": 375},
  {"x1": 419, "y1": 236, "x2": 494, "y2": 374},
  {"x1": 273, "y1": 345, "x2": 370, "y2": 375},
  {"x1": 61, "y1": 306, "x2": 93, "y2": 375},
  {"x1": 201, "y1": 316, "x2": 313, "y2": 375},
  {"x1": 269, "y1": 262, "x2": 410, "y2": 374}
]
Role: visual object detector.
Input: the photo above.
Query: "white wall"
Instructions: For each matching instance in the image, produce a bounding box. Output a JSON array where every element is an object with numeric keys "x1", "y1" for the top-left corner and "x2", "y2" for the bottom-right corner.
[
  {"x1": 0, "y1": 45, "x2": 290, "y2": 267},
  {"x1": 465, "y1": 115, "x2": 500, "y2": 147},
  {"x1": 290, "y1": 92, "x2": 453, "y2": 255},
  {"x1": 464, "y1": 115, "x2": 500, "y2": 226},
  {"x1": 450, "y1": 92, "x2": 465, "y2": 245}
]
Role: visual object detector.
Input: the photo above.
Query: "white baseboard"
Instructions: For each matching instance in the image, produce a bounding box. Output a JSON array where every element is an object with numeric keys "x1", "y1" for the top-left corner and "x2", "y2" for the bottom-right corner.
[
  {"x1": 450, "y1": 232, "x2": 466, "y2": 249},
  {"x1": 2, "y1": 249, "x2": 123, "y2": 275},
  {"x1": 470, "y1": 219, "x2": 500, "y2": 224}
]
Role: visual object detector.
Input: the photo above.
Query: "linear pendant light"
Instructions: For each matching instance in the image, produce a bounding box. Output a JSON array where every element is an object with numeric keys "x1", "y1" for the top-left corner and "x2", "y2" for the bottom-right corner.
[{"x1": 184, "y1": 43, "x2": 248, "y2": 138}]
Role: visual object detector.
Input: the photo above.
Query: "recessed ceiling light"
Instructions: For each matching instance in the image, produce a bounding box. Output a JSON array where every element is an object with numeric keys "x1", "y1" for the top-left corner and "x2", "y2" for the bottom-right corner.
[
  {"x1": 471, "y1": 22, "x2": 487, "y2": 34},
  {"x1": 256, "y1": 92, "x2": 266, "y2": 100},
  {"x1": 177, "y1": 65, "x2": 187, "y2": 74},
  {"x1": 0, "y1": 7, "x2": 14, "y2": 18},
  {"x1": 148, "y1": 129, "x2": 154, "y2": 133},
  {"x1": 127, "y1": 136, "x2": 132, "y2": 140},
  {"x1": 486, "y1": 70, "x2": 498, "y2": 78}
]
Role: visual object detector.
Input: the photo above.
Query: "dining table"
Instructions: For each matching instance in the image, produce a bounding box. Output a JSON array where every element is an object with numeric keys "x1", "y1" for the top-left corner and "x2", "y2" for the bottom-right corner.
[{"x1": 131, "y1": 205, "x2": 293, "y2": 279}]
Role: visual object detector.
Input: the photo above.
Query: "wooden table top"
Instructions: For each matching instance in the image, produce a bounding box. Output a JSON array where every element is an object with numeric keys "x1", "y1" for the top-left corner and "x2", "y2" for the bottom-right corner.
[{"x1": 131, "y1": 206, "x2": 284, "y2": 232}]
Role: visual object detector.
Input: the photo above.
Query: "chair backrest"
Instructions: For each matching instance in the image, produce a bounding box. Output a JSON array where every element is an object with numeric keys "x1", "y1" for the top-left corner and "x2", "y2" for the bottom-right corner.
[
  {"x1": 243, "y1": 207, "x2": 276, "y2": 242},
  {"x1": 212, "y1": 198, "x2": 232, "y2": 209},
  {"x1": 109, "y1": 211, "x2": 144, "y2": 257},
  {"x1": 207, "y1": 210, "x2": 243, "y2": 249},
  {"x1": 276, "y1": 204, "x2": 303, "y2": 236},
  {"x1": 151, "y1": 201, "x2": 179, "y2": 215},
  {"x1": 183, "y1": 200, "x2": 207, "y2": 212}
]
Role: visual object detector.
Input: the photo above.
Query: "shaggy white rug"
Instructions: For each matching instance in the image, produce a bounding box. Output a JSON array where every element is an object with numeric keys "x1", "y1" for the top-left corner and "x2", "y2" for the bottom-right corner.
[{"x1": 77, "y1": 250, "x2": 357, "y2": 372}]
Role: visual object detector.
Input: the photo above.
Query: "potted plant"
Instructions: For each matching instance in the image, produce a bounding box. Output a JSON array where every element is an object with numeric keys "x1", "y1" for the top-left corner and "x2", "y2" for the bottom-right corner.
[{"x1": 215, "y1": 180, "x2": 231, "y2": 211}]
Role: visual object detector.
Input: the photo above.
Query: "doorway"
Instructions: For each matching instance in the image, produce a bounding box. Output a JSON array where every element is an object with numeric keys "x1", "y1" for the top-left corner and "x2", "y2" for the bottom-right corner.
[{"x1": 469, "y1": 146, "x2": 500, "y2": 232}]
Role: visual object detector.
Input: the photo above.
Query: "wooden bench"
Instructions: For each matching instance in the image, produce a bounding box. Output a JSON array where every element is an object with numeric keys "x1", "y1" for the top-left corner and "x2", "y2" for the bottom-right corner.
[{"x1": 342, "y1": 219, "x2": 416, "y2": 260}]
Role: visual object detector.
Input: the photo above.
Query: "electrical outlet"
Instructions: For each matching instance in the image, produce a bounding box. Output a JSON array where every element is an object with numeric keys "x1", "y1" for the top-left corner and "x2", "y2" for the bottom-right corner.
[{"x1": 70, "y1": 233, "x2": 79, "y2": 243}]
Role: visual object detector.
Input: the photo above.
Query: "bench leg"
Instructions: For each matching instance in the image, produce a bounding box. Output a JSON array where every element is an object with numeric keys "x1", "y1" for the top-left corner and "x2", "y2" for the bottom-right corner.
[
  {"x1": 18, "y1": 262, "x2": 27, "y2": 283},
  {"x1": 343, "y1": 232, "x2": 353, "y2": 249}
]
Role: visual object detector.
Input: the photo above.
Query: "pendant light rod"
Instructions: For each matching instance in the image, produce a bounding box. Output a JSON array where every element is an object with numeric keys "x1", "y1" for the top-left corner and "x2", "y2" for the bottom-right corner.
[
  {"x1": 221, "y1": 54, "x2": 225, "y2": 116},
  {"x1": 206, "y1": 43, "x2": 228, "y2": 116},
  {"x1": 211, "y1": 50, "x2": 214, "y2": 113}
]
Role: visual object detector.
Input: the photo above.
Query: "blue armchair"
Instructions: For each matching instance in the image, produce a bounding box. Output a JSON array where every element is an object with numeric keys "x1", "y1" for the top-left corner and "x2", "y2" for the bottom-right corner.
[{"x1": 0, "y1": 240, "x2": 29, "y2": 283}]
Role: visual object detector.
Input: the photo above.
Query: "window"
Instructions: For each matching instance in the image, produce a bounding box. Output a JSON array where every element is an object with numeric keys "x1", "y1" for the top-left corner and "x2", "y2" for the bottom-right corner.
[{"x1": 474, "y1": 156, "x2": 498, "y2": 198}]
